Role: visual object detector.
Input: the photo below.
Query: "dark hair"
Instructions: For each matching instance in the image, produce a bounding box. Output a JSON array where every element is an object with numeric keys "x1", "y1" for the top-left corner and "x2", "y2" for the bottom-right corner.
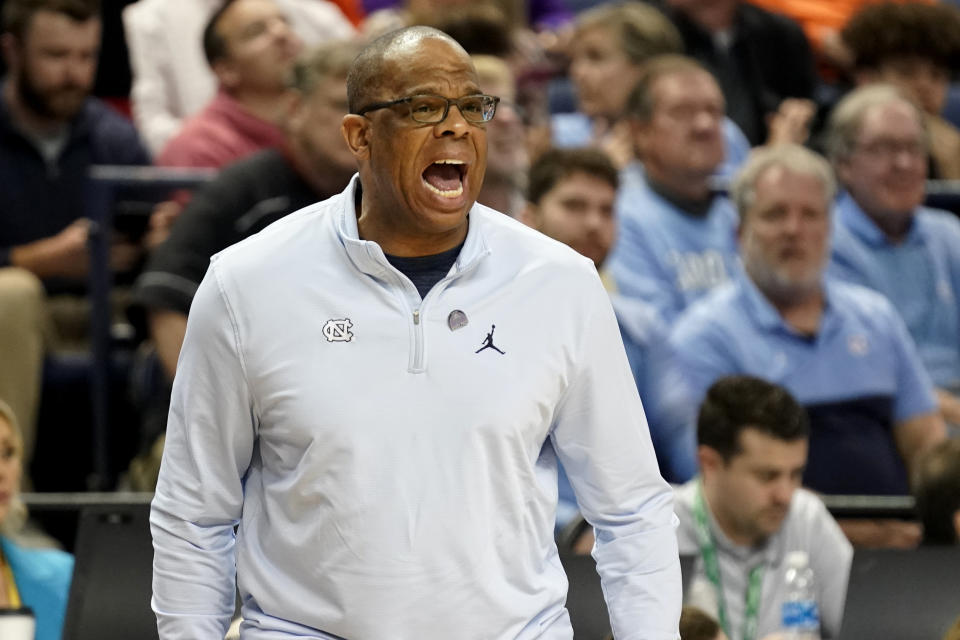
[
  {"x1": 3, "y1": 0, "x2": 100, "y2": 39},
  {"x1": 527, "y1": 147, "x2": 618, "y2": 205},
  {"x1": 697, "y1": 375, "x2": 809, "y2": 461},
  {"x1": 624, "y1": 54, "x2": 713, "y2": 122},
  {"x1": 202, "y1": 0, "x2": 238, "y2": 68},
  {"x1": 346, "y1": 26, "x2": 462, "y2": 114},
  {"x1": 679, "y1": 606, "x2": 722, "y2": 640},
  {"x1": 424, "y1": 5, "x2": 513, "y2": 58},
  {"x1": 914, "y1": 438, "x2": 960, "y2": 545},
  {"x1": 842, "y1": 2, "x2": 960, "y2": 73}
]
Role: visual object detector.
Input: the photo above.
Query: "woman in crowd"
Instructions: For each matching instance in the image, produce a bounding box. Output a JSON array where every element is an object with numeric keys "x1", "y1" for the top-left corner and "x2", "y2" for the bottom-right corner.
[{"x1": 0, "y1": 400, "x2": 72, "y2": 640}]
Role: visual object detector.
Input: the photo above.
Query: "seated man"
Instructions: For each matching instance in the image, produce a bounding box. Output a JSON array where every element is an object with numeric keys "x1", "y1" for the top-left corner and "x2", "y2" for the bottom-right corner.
[
  {"x1": 135, "y1": 41, "x2": 360, "y2": 383},
  {"x1": 827, "y1": 85, "x2": 960, "y2": 430},
  {"x1": 670, "y1": 145, "x2": 945, "y2": 540},
  {"x1": 155, "y1": 0, "x2": 304, "y2": 169},
  {"x1": 913, "y1": 438, "x2": 960, "y2": 546},
  {"x1": 0, "y1": 0, "x2": 149, "y2": 475},
  {"x1": 676, "y1": 375, "x2": 851, "y2": 640},
  {"x1": 521, "y1": 147, "x2": 695, "y2": 485},
  {"x1": 606, "y1": 56, "x2": 741, "y2": 322}
]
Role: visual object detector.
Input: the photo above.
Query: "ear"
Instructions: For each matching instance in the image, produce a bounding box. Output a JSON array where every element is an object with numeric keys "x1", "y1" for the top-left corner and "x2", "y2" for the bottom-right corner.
[
  {"x1": 698, "y1": 445, "x2": 722, "y2": 480},
  {"x1": 284, "y1": 92, "x2": 306, "y2": 130},
  {"x1": 1, "y1": 33, "x2": 20, "y2": 71},
  {"x1": 212, "y1": 59, "x2": 240, "y2": 91},
  {"x1": 341, "y1": 114, "x2": 371, "y2": 162},
  {"x1": 953, "y1": 509, "x2": 960, "y2": 543},
  {"x1": 519, "y1": 203, "x2": 540, "y2": 229}
]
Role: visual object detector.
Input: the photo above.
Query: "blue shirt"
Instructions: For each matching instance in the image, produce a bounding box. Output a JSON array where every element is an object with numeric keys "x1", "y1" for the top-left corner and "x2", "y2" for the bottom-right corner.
[
  {"x1": 669, "y1": 273, "x2": 937, "y2": 495},
  {"x1": 1, "y1": 537, "x2": 73, "y2": 640},
  {"x1": 607, "y1": 164, "x2": 741, "y2": 322},
  {"x1": 550, "y1": 111, "x2": 750, "y2": 181},
  {"x1": 830, "y1": 193, "x2": 960, "y2": 390}
]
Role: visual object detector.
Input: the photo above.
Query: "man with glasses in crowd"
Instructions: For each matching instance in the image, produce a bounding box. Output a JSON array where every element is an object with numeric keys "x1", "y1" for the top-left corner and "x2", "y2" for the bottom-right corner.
[
  {"x1": 150, "y1": 26, "x2": 681, "y2": 640},
  {"x1": 827, "y1": 84, "x2": 960, "y2": 432}
]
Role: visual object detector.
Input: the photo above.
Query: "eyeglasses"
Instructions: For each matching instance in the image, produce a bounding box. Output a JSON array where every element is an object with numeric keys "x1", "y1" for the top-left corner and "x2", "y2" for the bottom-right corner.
[
  {"x1": 355, "y1": 94, "x2": 500, "y2": 124},
  {"x1": 854, "y1": 138, "x2": 926, "y2": 160}
]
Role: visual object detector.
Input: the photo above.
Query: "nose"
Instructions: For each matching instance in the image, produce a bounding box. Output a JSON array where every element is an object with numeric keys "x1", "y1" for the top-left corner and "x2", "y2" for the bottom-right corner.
[{"x1": 435, "y1": 103, "x2": 473, "y2": 138}]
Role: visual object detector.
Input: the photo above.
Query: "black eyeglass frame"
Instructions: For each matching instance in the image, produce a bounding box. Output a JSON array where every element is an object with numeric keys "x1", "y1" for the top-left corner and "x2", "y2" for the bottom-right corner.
[{"x1": 354, "y1": 93, "x2": 501, "y2": 124}]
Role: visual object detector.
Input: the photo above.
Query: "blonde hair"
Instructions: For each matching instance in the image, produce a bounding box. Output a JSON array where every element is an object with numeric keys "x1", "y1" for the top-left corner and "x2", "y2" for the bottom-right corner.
[{"x1": 0, "y1": 399, "x2": 27, "y2": 536}]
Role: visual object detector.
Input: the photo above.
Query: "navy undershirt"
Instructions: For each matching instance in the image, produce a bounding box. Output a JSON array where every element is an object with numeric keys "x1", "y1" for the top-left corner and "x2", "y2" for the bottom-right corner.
[{"x1": 385, "y1": 241, "x2": 465, "y2": 299}]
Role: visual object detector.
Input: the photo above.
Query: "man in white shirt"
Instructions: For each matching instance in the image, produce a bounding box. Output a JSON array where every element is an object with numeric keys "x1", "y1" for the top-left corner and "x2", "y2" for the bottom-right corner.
[
  {"x1": 674, "y1": 375, "x2": 852, "y2": 639},
  {"x1": 150, "y1": 26, "x2": 681, "y2": 640}
]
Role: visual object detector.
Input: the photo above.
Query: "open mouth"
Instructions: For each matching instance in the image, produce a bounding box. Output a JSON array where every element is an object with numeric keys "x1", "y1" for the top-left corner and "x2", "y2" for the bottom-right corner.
[{"x1": 422, "y1": 160, "x2": 467, "y2": 199}]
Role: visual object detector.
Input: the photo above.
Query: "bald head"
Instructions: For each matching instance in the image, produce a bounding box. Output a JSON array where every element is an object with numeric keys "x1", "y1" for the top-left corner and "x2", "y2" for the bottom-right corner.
[{"x1": 347, "y1": 26, "x2": 468, "y2": 114}]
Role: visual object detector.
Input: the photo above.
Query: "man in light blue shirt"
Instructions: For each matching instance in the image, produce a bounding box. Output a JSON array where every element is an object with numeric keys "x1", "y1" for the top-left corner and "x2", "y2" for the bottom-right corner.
[
  {"x1": 827, "y1": 84, "x2": 960, "y2": 427},
  {"x1": 151, "y1": 27, "x2": 682, "y2": 640},
  {"x1": 606, "y1": 56, "x2": 741, "y2": 323},
  {"x1": 669, "y1": 144, "x2": 946, "y2": 543}
]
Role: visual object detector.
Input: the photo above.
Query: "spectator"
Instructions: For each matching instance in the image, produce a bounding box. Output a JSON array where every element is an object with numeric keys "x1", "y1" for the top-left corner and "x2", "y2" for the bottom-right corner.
[
  {"x1": 473, "y1": 54, "x2": 528, "y2": 217},
  {"x1": 154, "y1": 0, "x2": 303, "y2": 169},
  {"x1": 657, "y1": 0, "x2": 818, "y2": 146},
  {"x1": 913, "y1": 438, "x2": 960, "y2": 545},
  {"x1": 123, "y1": 0, "x2": 354, "y2": 155},
  {"x1": 827, "y1": 84, "x2": 960, "y2": 429},
  {"x1": 0, "y1": 0, "x2": 149, "y2": 477},
  {"x1": 676, "y1": 376, "x2": 851, "y2": 640},
  {"x1": 670, "y1": 144, "x2": 946, "y2": 545},
  {"x1": 841, "y1": 1, "x2": 960, "y2": 179},
  {"x1": 135, "y1": 41, "x2": 359, "y2": 385},
  {"x1": 521, "y1": 147, "x2": 696, "y2": 498},
  {"x1": 557, "y1": 1, "x2": 749, "y2": 174},
  {"x1": 0, "y1": 399, "x2": 73, "y2": 640},
  {"x1": 606, "y1": 55, "x2": 741, "y2": 322}
]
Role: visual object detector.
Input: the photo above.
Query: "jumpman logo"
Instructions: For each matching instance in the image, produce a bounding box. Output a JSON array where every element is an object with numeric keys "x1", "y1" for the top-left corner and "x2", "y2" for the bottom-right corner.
[{"x1": 475, "y1": 324, "x2": 506, "y2": 355}]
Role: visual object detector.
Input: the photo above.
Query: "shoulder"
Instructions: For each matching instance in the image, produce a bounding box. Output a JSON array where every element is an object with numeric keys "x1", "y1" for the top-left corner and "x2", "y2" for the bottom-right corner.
[
  {"x1": 827, "y1": 279, "x2": 900, "y2": 324},
  {"x1": 610, "y1": 294, "x2": 667, "y2": 346},
  {"x1": 916, "y1": 206, "x2": 960, "y2": 241},
  {"x1": 673, "y1": 283, "x2": 742, "y2": 338},
  {"x1": 80, "y1": 99, "x2": 149, "y2": 160},
  {"x1": 2, "y1": 537, "x2": 73, "y2": 590},
  {"x1": 788, "y1": 487, "x2": 832, "y2": 523}
]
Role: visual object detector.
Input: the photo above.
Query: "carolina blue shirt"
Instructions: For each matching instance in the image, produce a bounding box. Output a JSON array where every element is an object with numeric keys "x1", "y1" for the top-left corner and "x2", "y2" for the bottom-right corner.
[
  {"x1": 550, "y1": 111, "x2": 750, "y2": 181},
  {"x1": 669, "y1": 273, "x2": 937, "y2": 495},
  {"x1": 830, "y1": 193, "x2": 960, "y2": 390},
  {"x1": 607, "y1": 164, "x2": 741, "y2": 322}
]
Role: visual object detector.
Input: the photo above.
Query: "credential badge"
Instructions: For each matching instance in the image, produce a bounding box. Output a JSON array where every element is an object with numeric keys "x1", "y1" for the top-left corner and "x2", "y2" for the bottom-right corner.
[{"x1": 323, "y1": 318, "x2": 354, "y2": 342}]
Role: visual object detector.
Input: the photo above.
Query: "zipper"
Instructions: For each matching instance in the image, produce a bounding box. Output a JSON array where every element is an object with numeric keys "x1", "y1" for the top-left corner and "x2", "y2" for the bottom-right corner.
[{"x1": 411, "y1": 308, "x2": 424, "y2": 372}]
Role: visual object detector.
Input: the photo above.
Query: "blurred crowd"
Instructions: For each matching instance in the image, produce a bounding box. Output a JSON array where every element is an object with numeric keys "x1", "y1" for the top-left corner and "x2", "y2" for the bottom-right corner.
[{"x1": 2, "y1": 0, "x2": 960, "y2": 637}]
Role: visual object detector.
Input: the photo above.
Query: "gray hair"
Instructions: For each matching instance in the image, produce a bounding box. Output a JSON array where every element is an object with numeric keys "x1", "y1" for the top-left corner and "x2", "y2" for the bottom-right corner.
[
  {"x1": 731, "y1": 144, "x2": 837, "y2": 221},
  {"x1": 825, "y1": 83, "x2": 926, "y2": 165},
  {"x1": 288, "y1": 41, "x2": 364, "y2": 96},
  {"x1": 575, "y1": 1, "x2": 682, "y2": 66}
]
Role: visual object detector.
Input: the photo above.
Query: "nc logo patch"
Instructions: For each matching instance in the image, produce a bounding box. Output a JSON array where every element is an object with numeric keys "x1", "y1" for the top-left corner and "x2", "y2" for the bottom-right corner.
[{"x1": 323, "y1": 318, "x2": 354, "y2": 342}]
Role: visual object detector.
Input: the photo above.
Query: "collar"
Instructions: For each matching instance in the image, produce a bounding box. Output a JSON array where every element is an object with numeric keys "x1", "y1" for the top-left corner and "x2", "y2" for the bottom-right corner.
[
  {"x1": 205, "y1": 89, "x2": 285, "y2": 145},
  {"x1": 335, "y1": 175, "x2": 491, "y2": 281},
  {"x1": 737, "y1": 270, "x2": 835, "y2": 338},
  {"x1": 837, "y1": 192, "x2": 921, "y2": 247}
]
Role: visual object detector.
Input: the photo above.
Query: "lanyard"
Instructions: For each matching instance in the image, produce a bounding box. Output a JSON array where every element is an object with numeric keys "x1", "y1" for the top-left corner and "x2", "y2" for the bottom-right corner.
[{"x1": 693, "y1": 479, "x2": 764, "y2": 640}]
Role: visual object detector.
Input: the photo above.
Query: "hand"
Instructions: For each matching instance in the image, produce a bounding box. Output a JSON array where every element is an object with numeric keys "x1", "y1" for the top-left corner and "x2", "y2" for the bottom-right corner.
[
  {"x1": 143, "y1": 200, "x2": 183, "y2": 250},
  {"x1": 766, "y1": 98, "x2": 816, "y2": 146},
  {"x1": 9, "y1": 218, "x2": 94, "y2": 279}
]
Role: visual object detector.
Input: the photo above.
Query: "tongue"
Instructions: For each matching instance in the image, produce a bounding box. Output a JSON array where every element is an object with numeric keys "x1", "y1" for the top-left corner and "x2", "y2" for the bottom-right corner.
[{"x1": 423, "y1": 163, "x2": 462, "y2": 191}]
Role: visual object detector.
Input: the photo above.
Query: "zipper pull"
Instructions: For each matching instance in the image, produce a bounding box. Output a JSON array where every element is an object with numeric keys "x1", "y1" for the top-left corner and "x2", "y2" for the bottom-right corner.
[{"x1": 413, "y1": 309, "x2": 420, "y2": 325}]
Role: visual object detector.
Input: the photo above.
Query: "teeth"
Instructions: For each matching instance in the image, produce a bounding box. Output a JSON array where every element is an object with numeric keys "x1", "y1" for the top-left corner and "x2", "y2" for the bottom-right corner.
[
  {"x1": 436, "y1": 159, "x2": 465, "y2": 165},
  {"x1": 423, "y1": 179, "x2": 463, "y2": 198}
]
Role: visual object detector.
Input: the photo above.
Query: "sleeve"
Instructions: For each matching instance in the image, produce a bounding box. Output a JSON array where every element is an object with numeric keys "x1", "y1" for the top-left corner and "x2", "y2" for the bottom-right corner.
[
  {"x1": 549, "y1": 271, "x2": 682, "y2": 640},
  {"x1": 123, "y1": 2, "x2": 185, "y2": 157},
  {"x1": 885, "y1": 299, "x2": 938, "y2": 421},
  {"x1": 608, "y1": 208, "x2": 684, "y2": 323},
  {"x1": 151, "y1": 259, "x2": 258, "y2": 639},
  {"x1": 805, "y1": 498, "x2": 853, "y2": 640},
  {"x1": 134, "y1": 175, "x2": 247, "y2": 315}
]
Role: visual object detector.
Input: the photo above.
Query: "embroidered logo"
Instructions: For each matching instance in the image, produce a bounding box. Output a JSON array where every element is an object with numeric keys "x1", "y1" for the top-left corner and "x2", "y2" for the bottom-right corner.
[
  {"x1": 475, "y1": 324, "x2": 505, "y2": 355},
  {"x1": 847, "y1": 334, "x2": 869, "y2": 356},
  {"x1": 323, "y1": 318, "x2": 354, "y2": 342}
]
